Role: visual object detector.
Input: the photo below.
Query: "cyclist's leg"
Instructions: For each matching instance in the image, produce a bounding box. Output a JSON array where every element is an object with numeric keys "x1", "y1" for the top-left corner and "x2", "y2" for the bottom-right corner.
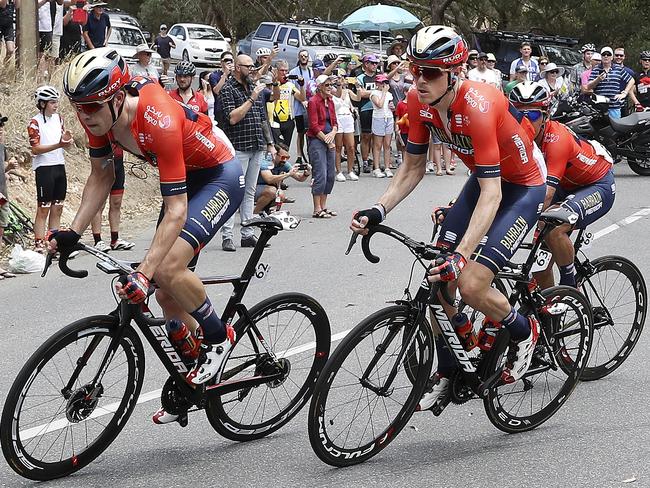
[{"x1": 545, "y1": 170, "x2": 616, "y2": 287}]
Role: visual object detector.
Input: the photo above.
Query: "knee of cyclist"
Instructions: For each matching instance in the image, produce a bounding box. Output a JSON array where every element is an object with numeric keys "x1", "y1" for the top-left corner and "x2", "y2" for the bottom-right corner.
[
  {"x1": 457, "y1": 275, "x2": 485, "y2": 306},
  {"x1": 155, "y1": 288, "x2": 174, "y2": 308}
]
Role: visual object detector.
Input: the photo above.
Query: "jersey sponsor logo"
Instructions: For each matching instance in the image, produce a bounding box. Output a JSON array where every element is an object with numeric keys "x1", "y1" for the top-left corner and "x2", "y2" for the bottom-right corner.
[
  {"x1": 430, "y1": 125, "x2": 474, "y2": 155},
  {"x1": 454, "y1": 114, "x2": 463, "y2": 126},
  {"x1": 579, "y1": 191, "x2": 602, "y2": 212},
  {"x1": 511, "y1": 134, "x2": 530, "y2": 164},
  {"x1": 543, "y1": 132, "x2": 560, "y2": 143},
  {"x1": 419, "y1": 109, "x2": 434, "y2": 120},
  {"x1": 159, "y1": 115, "x2": 171, "y2": 129},
  {"x1": 464, "y1": 87, "x2": 490, "y2": 113},
  {"x1": 500, "y1": 215, "x2": 528, "y2": 252},
  {"x1": 144, "y1": 104, "x2": 168, "y2": 127},
  {"x1": 194, "y1": 131, "x2": 216, "y2": 151},
  {"x1": 575, "y1": 151, "x2": 598, "y2": 166}
]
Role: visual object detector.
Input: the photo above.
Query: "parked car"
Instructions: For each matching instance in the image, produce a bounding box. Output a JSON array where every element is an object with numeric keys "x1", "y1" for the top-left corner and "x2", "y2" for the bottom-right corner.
[
  {"x1": 353, "y1": 30, "x2": 396, "y2": 59},
  {"x1": 107, "y1": 20, "x2": 162, "y2": 72},
  {"x1": 250, "y1": 20, "x2": 361, "y2": 66},
  {"x1": 105, "y1": 8, "x2": 151, "y2": 42},
  {"x1": 167, "y1": 23, "x2": 231, "y2": 66},
  {"x1": 237, "y1": 31, "x2": 254, "y2": 56},
  {"x1": 472, "y1": 30, "x2": 581, "y2": 81}
]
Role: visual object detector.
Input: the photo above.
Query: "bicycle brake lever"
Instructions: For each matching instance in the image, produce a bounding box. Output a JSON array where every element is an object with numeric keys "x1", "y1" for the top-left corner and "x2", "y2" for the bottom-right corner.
[
  {"x1": 41, "y1": 252, "x2": 54, "y2": 278},
  {"x1": 345, "y1": 232, "x2": 358, "y2": 255}
]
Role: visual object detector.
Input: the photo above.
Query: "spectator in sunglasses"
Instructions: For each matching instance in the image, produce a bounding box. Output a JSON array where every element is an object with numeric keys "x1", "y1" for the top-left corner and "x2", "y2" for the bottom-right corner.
[
  {"x1": 586, "y1": 46, "x2": 635, "y2": 118},
  {"x1": 130, "y1": 44, "x2": 159, "y2": 81},
  {"x1": 613, "y1": 47, "x2": 635, "y2": 77},
  {"x1": 154, "y1": 24, "x2": 175, "y2": 76},
  {"x1": 538, "y1": 62, "x2": 569, "y2": 107},
  {"x1": 505, "y1": 65, "x2": 529, "y2": 94},
  {"x1": 468, "y1": 52, "x2": 501, "y2": 90}
]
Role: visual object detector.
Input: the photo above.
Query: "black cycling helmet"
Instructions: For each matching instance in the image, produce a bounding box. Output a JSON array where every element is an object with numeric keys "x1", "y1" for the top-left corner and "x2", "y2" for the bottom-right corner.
[
  {"x1": 508, "y1": 81, "x2": 551, "y2": 109},
  {"x1": 175, "y1": 61, "x2": 196, "y2": 76},
  {"x1": 641, "y1": 50, "x2": 650, "y2": 60},
  {"x1": 580, "y1": 43, "x2": 596, "y2": 54}
]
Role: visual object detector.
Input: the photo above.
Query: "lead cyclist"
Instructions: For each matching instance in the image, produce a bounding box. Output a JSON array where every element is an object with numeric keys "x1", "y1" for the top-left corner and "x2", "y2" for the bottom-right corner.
[
  {"x1": 48, "y1": 48, "x2": 245, "y2": 424},
  {"x1": 350, "y1": 26, "x2": 548, "y2": 414}
]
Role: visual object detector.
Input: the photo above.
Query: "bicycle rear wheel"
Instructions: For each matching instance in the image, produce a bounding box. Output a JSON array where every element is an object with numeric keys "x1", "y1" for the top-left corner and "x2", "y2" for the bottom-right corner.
[
  {"x1": 205, "y1": 293, "x2": 330, "y2": 441},
  {"x1": 483, "y1": 286, "x2": 592, "y2": 434},
  {"x1": 1, "y1": 315, "x2": 145, "y2": 481},
  {"x1": 578, "y1": 255, "x2": 647, "y2": 381},
  {"x1": 308, "y1": 305, "x2": 434, "y2": 467}
]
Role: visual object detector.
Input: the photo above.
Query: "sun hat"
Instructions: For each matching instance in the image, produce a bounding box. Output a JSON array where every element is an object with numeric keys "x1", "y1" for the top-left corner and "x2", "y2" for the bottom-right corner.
[{"x1": 540, "y1": 62, "x2": 565, "y2": 77}]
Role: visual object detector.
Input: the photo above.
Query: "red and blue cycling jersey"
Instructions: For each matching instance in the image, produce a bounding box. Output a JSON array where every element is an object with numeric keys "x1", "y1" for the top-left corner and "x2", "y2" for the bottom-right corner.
[
  {"x1": 81, "y1": 77, "x2": 234, "y2": 197},
  {"x1": 540, "y1": 120, "x2": 612, "y2": 191},
  {"x1": 406, "y1": 81, "x2": 545, "y2": 186}
]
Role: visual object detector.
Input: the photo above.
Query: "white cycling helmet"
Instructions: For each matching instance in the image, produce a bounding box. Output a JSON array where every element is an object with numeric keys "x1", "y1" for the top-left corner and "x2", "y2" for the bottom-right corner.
[
  {"x1": 35, "y1": 85, "x2": 60, "y2": 104},
  {"x1": 256, "y1": 47, "x2": 272, "y2": 57},
  {"x1": 270, "y1": 211, "x2": 300, "y2": 230}
]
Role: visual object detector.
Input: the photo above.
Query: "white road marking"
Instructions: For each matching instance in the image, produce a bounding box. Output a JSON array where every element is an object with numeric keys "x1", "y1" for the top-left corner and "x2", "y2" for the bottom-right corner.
[
  {"x1": 20, "y1": 329, "x2": 353, "y2": 440},
  {"x1": 20, "y1": 207, "x2": 650, "y2": 440}
]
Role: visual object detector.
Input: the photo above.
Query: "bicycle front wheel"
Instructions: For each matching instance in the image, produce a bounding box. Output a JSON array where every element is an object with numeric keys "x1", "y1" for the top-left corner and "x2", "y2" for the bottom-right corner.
[
  {"x1": 205, "y1": 293, "x2": 330, "y2": 441},
  {"x1": 578, "y1": 255, "x2": 647, "y2": 381},
  {"x1": 1, "y1": 315, "x2": 145, "y2": 481},
  {"x1": 483, "y1": 286, "x2": 592, "y2": 434},
  {"x1": 308, "y1": 305, "x2": 434, "y2": 467}
]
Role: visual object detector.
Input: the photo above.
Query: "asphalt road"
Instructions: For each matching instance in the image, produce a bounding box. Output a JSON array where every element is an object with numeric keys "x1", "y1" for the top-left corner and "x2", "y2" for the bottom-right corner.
[{"x1": 1, "y1": 162, "x2": 650, "y2": 487}]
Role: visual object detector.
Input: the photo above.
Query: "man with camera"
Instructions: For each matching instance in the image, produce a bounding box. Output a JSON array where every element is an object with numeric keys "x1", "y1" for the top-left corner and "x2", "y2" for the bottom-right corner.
[
  {"x1": 254, "y1": 143, "x2": 310, "y2": 214},
  {"x1": 209, "y1": 51, "x2": 235, "y2": 125},
  {"x1": 218, "y1": 54, "x2": 276, "y2": 251}
]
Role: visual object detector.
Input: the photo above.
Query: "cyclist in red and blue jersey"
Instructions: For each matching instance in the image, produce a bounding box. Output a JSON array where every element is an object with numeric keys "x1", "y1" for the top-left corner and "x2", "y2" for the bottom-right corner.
[
  {"x1": 50, "y1": 48, "x2": 244, "y2": 425},
  {"x1": 351, "y1": 26, "x2": 546, "y2": 414},
  {"x1": 509, "y1": 81, "x2": 615, "y2": 288}
]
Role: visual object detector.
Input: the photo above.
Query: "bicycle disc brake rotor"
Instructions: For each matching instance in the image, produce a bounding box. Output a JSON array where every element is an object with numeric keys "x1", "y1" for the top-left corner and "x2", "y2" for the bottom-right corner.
[
  {"x1": 65, "y1": 384, "x2": 103, "y2": 422},
  {"x1": 161, "y1": 376, "x2": 193, "y2": 415},
  {"x1": 256, "y1": 356, "x2": 291, "y2": 389},
  {"x1": 449, "y1": 370, "x2": 474, "y2": 405}
]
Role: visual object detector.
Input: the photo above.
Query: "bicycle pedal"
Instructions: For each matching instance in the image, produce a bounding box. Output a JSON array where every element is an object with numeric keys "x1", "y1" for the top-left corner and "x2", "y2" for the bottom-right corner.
[
  {"x1": 430, "y1": 397, "x2": 450, "y2": 417},
  {"x1": 176, "y1": 412, "x2": 188, "y2": 427}
]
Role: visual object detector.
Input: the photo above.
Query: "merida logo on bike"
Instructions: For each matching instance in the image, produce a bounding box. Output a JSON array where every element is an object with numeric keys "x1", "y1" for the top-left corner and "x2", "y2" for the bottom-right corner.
[
  {"x1": 511, "y1": 134, "x2": 529, "y2": 164},
  {"x1": 500, "y1": 215, "x2": 528, "y2": 252},
  {"x1": 150, "y1": 324, "x2": 188, "y2": 373},
  {"x1": 432, "y1": 307, "x2": 476, "y2": 372}
]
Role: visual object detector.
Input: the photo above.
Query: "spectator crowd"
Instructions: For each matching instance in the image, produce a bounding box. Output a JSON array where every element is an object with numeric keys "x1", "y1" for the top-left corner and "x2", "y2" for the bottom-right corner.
[{"x1": 1, "y1": 8, "x2": 649, "y2": 266}]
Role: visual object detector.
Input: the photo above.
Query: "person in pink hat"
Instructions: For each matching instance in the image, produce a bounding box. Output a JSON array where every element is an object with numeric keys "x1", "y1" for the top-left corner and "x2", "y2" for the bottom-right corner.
[{"x1": 370, "y1": 73, "x2": 395, "y2": 178}]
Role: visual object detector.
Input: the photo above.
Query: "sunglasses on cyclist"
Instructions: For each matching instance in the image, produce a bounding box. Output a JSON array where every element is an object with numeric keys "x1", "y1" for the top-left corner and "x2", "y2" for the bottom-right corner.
[
  {"x1": 409, "y1": 64, "x2": 448, "y2": 82},
  {"x1": 72, "y1": 100, "x2": 110, "y2": 115},
  {"x1": 520, "y1": 109, "x2": 546, "y2": 122}
]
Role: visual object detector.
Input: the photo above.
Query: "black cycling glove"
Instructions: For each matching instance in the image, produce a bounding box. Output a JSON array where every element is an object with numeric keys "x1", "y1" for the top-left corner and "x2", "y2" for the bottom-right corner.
[
  {"x1": 354, "y1": 205, "x2": 385, "y2": 227},
  {"x1": 47, "y1": 228, "x2": 81, "y2": 252}
]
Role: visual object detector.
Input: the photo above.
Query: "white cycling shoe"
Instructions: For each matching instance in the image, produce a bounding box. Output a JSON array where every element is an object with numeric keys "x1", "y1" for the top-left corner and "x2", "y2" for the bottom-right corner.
[
  {"x1": 417, "y1": 374, "x2": 450, "y2": 414},
  {"x1": 152, "y1": 407, "x2": 179, "y2": 425},
  {"x1": 501, "y1": 316, "x2": 540, "y2": 384},
  {"x1": 187, "y1": 326, "x2": 236, "y2": 385}
]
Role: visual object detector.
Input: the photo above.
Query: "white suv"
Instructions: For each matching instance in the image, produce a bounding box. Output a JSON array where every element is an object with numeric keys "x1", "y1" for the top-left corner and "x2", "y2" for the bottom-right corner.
[
  {"x1": 107, "y1": 21, "x2": 162, "y2": 72},
  {"x1": 167, "y1": 23, "x2": 231, "y2": 66}
]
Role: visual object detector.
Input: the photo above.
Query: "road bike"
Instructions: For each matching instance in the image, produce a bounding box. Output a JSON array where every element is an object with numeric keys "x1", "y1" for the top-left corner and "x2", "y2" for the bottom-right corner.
[
  {"x1": 1, "y1": 216, "x2": 331, "y2": 481},
  {"x1": 307, "y1": 208, "x2": 593, "y2": 467},
  {"x1": 2, "y1": 201, "x2": 34, "y2": 247},
  {"x1": 498, "y1": 224, "x2": 647, "y2": 381}
]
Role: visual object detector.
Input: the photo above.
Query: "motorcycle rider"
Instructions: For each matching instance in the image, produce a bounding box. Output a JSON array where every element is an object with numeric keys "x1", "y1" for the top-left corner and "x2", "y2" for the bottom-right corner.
[{"x1": 631, "y1": 51, "x2": 650, "y2": 110}]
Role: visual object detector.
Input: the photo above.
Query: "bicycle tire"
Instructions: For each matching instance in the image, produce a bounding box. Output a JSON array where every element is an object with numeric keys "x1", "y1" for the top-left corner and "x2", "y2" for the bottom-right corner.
[
  {"x1": 205, "y1": 293, "x2": 330, "y2": 441},
  {"x1": 1, "y1": 315, "x2": 145, "y2": 481},
  {"x1": 308, "y1": 305, "x2": 434, "y2": 467},
  {"x1": 578, "y1": 255, "x2": 647, "y2": 381},
  {"x1": 483, "y1": 286, "x2": 592, "y2": 434}
]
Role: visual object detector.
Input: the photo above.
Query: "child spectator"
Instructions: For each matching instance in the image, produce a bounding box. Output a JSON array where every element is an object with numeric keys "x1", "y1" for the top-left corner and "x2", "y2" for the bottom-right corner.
[
  {"x1": 28, "y1": 86, "x2": 73, "y2": 253},
  {"x1": 370, "y1": 74, "x2": 394, "y2": 178},
  {"x1": 332, "y1": 71, "x2": 360, "y2": 181}
]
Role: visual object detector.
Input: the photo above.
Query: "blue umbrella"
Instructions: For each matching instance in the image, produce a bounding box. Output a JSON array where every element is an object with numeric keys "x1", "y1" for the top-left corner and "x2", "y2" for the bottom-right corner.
[{"x1": 340, "y1": 4, "x2": 421, "y2": 53}]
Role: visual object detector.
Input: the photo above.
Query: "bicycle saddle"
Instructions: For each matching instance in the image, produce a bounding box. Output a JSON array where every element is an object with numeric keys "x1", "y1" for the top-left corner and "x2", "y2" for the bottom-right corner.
[
  {"x1": 539, "y1": 206, "x2": 578, "y2": 226},
  {"x1": 242, "y1": 215, "x2": 284, "y2": 231}
]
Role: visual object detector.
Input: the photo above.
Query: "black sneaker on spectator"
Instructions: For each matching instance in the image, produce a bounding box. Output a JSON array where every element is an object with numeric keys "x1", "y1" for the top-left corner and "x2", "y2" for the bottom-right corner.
[{"x1": 222, "y1": 238, "x2": 236, "y2": 252}]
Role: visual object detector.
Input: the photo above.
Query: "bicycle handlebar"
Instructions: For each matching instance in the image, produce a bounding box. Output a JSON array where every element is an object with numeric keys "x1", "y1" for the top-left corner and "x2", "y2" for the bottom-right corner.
[
  {"x1": 347, "y1": 223, "x2": 455, "y2": 306},
  {"x1": 42, "y1": 243, "x2": 136, "y2": 279}
]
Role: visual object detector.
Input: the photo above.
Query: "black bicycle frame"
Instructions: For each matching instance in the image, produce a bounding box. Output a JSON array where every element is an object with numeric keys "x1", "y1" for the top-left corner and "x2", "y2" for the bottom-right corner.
[{"x1": 60, "y1": 226, "x2": 284, "y2": 407}]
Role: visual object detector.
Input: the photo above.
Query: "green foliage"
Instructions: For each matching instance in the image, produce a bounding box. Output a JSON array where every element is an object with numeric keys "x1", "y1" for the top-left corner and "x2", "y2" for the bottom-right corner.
[{"x1": 137, "y1": 0, "x2": 206, "y2": 34}]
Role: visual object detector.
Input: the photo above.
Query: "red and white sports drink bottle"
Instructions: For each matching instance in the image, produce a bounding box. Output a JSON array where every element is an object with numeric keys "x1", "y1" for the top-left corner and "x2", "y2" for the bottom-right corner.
[
  {"x1": 477, "y1": 318, "x2": 503, "y2": 351},
  {"x1": 275, "y1": 189, "x2": 282, "y2": 212},
  {"x1": 166, "y1": 320, "x2": 202, "y2": 361},
  {"x1": 452, "y1": 312, "x2": 478, "y2": 351}
]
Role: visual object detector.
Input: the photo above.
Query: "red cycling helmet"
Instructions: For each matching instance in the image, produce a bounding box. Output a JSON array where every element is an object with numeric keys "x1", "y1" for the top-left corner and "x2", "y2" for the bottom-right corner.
[
  {"x1": 407, "y1": 26, "x2": 469, "y2": 68},
  {"x1": 63, "y1": 47, "x2": 130, "y2": 104}
]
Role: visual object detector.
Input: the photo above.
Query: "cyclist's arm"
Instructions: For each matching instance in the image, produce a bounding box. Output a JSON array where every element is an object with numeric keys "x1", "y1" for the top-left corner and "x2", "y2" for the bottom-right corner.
[
  {"x1": 138, "y1": 193, "x2": 186, "y2": 279},
  {"x1": 69, "y1": 156, "x2": 115, "y2": 234},
  {"x1": 542, "y1": 185, "x2": 557, "y2": 210},
  {"x1": 455, "y1": 176, "x2": 501, "y2": 259},
  {"x1": 377, "y1": 151, "x2": 426, "y2": 213}
]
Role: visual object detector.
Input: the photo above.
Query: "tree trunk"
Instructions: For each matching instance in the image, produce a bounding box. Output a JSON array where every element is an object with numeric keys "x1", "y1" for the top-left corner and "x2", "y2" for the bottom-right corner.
[{"x1": 430, "y1": 0, "x2": 455, "y2": 24}]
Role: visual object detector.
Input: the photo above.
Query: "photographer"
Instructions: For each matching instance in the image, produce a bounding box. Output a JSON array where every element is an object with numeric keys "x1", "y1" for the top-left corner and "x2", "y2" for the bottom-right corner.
[
  {"x1": 209, "y1": 51, "x2": 235, "y2": 125},
  {"x1": 254, "y1": 143, "x2": 310, "y2": 214}
]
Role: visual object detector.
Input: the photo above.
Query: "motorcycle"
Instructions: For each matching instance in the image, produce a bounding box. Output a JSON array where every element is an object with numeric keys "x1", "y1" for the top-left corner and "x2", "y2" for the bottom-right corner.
[{"x1": 552, "y1": 95, "x2": 650, "y2": 176}]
